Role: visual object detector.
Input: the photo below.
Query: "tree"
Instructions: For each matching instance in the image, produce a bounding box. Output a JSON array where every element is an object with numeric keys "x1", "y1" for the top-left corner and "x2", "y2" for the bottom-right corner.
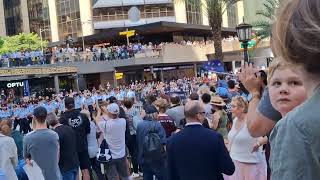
[
  {"x1": 175, "y1": 0, "x2": 241, "y2": 60},
  {"x1": 0, "y1": 33, "x2": 48, "y2": 54},
  {"x1": 253, "y1": 0, "x2": 279, "y2": 40}
]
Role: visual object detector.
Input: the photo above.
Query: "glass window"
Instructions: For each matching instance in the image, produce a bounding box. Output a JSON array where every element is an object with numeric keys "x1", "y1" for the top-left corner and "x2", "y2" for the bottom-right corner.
[
  {"x1": 227, "y1": 4, "x2": 238, "y2": 28},
  {"x1": 186, "y1": 0, "x2": 202, "y2": 25}
]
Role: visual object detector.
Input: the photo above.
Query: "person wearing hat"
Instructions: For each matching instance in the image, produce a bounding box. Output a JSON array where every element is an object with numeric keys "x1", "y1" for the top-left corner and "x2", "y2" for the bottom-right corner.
[
  {"x1": 136, "y1": 105, "x2": 167, "y2": 180},
  {"x1": 59, "y1": 97, "x2": 91, "y2": 180},
  {"x1": 205, "y1": 96, "x2": 229, "y2": 139},
  {"x1": 95, "y1": 103, "x2": 130, "y2": 180},
  {"x1": 23, "y1": 106, "x2": 62, "y2": 180}
]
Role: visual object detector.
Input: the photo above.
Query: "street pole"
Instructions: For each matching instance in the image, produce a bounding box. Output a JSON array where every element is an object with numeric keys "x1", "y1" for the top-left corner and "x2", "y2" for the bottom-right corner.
[
  {"x1": 82, "y1": 35, "x2": 85, "y2": 52},
  {"x1": 243, "y1": 41, "x2": 249, "y2": 63},
  {"x1": 40, "y1": 28, "x2": 44, "y2": 54},
  {"x1": 126, "y1": 28, "x2": 130, "y2": 46}
]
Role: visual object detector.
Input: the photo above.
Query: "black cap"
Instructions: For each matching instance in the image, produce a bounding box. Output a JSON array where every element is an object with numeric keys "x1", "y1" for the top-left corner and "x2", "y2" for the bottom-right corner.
[
  {"x1": 145, "y1": 105, "x2": 158, "y2": 114},
  {"x1": 33, "y1": 106, "x2": 47, "y2": 118},
  {"x1": 108, "y1": 96, "x2": 117, "y2": 104}
]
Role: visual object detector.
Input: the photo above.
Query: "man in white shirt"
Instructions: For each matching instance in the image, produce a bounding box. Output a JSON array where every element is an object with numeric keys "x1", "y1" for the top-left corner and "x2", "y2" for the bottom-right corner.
[{"x1": 97, "y1": 103, "x2": 130, "y2": 180}]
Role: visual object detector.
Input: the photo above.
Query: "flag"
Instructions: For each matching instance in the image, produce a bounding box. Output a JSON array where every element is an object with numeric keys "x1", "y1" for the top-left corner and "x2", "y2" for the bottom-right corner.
[{"x1": 203, "y1": 59, "x2": 225, "y2": 72}]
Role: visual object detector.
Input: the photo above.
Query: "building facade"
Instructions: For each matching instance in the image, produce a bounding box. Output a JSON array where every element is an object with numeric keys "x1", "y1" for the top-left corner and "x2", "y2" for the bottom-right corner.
[{"x1": 0, "y1": 0, "x2": 244, "y2": 42}]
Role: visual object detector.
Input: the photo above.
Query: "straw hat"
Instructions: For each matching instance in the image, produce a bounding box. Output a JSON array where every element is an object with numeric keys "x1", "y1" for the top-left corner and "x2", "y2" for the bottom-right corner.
[{"x1": 210, "y1": 96, "x2": 226, "y2": 107}]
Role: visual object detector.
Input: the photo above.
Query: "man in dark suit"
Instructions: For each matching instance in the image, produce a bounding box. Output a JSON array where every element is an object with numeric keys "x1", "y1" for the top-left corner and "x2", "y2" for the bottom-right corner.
[{"x1": 167, "y1": 100, "x2": 235, "y2": 180}]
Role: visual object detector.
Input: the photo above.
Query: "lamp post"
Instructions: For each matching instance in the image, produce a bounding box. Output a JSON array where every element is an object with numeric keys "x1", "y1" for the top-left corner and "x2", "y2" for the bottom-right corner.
[
  {"x1": 39, "y1": 28, "x2": 50, "y2": 53},
  {"x1": 81, "y1": 20, "x2": 93, "y2": 51},
  {"x1": 236, "y1": 20, "x2": 253, "y2": 63}
]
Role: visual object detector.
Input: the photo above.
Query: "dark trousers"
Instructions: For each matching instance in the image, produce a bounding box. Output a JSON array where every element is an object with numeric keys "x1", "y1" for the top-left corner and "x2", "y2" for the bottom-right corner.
[
  {"x1": 89, "y1": 158, "x2": 104, "y2": 180},
  {"x1": 127, "y1": 134, "x2": 139, "y2": 173},
  {"x1": 13, "y1": 118, "x2": 20, "y2": 131},
  {"x1": 20, "y1": 118, "x2": 31, "y2": 134},
  {"x1": 142, "y1": 161, "x2": 167, "y2": 180}
]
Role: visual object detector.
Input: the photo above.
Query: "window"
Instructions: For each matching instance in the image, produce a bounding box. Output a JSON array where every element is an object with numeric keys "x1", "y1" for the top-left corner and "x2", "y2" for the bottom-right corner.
[
  {"x1": 4, "y1": 0, "x2": 22, "y2": 36},
  {"x1": 28, "y1": 0, "x2": 52, "y2": 41},
  {"x1": 92, "y1": 4, "x2": 174, "y2": 22},
  {"x1": 227, "y1": 4, "x2": 238, "y2": 28},
  {"x1": 56, "y1": 0, "x2": 82, "y2": 40},
  {"x1": 186, "y1": 0, "x2": 202, "y2": 25}
]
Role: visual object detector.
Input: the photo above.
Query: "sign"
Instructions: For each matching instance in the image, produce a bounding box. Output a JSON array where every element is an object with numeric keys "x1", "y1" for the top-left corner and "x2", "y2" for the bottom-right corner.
[
  {"x1": 23, "y1": 80, "x2": 30, "y2": 96},
  {"x1": 203, "y1": 59, "x2": 225, "y2": 72},
  {"x1": 0, "y1": 66, "x2": 78, "y2": 77},
  {"x1": 119, "y1": 30, "x2": 135, "y2": 38},
  {"x1": 115, "y1": 72, "x2": 124, "y2": 80},
  {"x1": 7, "y1": 82, "x2": 24, "y2": 88}
]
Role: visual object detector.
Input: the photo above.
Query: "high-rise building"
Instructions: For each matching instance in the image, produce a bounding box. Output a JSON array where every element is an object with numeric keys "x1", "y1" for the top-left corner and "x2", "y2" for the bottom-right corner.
[{"x1": 0, "y1": 0, "x2": 244, "y2": 42}]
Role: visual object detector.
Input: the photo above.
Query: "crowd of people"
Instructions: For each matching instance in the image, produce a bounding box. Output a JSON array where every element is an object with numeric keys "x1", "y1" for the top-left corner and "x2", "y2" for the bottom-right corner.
[
  {"x1": 0, "y1": 37, "x2": 240, "y2": 68},
  {"x1": 1, "y1": 0, "x2": 320, "y2": 180}
]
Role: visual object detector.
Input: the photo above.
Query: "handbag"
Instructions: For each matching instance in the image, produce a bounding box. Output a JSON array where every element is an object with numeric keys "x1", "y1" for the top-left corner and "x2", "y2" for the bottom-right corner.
[{"x1": 96, "y1": 118, "x2": 113, "y2": 164}]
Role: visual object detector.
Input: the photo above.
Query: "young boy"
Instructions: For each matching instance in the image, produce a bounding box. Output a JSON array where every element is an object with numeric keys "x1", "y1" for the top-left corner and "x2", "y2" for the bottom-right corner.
[{"x1": 268, "y1": 59, "x2": 307, "y2": 117}]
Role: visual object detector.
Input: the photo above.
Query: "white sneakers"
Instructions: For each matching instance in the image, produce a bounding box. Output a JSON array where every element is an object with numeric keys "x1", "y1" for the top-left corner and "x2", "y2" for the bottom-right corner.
[{"x1": 131, "y1": 173, "x2": 140, "y2": 178}]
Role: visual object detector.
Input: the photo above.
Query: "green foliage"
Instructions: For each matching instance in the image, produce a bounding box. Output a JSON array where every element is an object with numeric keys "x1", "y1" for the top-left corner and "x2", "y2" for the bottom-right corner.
[
  {"x1": 0, "y1": 33, "x2": 48, "y2": 54},
  {"x1": 253, "y1": 0, "x2": 279, "y2": 40},
  {"x1": 0, "y1": 37, "x2": 4, "y2": 49}
]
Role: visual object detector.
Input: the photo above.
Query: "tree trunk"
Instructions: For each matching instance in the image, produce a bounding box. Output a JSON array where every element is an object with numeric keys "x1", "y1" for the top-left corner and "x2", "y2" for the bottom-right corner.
[
  {"x1": 209, "y1": 9, "x2": 224, "y2": 61},
  {"x1": 212, "y1": 27, "x2": 223, "y2": 60}
]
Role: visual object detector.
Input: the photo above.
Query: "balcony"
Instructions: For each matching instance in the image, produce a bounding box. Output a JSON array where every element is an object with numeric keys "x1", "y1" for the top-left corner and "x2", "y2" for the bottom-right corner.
[{"x1": 0, "y1": 39, "x2": 270, "y2": 77}]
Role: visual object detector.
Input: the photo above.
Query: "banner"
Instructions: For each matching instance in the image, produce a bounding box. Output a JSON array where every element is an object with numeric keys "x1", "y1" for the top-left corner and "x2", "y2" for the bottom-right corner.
[
  {"x1": 202, "y1": 59, "x2": 225, "y2": 72},
  {"x1": 23, "y1": 80, "x2": 30, "y2": 96}
]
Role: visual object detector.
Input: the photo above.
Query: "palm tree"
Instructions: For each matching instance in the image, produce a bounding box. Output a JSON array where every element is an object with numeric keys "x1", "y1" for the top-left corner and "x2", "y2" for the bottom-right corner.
[
  {"x1": 175, "y1": 0, "x2": 241, "y2": 60},
  {"x1": 253, "y1": 0, "x2": 279, "y2": 40}
]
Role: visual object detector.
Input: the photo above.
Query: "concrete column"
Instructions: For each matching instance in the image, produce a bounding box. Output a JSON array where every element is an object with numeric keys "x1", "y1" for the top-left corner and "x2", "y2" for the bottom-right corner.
[
  {"x1": 113, "y1": 70, "x2": 118, "y2": 88},
  {"x1": 79, "y1": 0, "x2": 94, "y2": 36},
  {"x1": 54, "y1": 75, "x2": 60, "y2": 93},
  {"x1": 232, "y1": 61, "x2": 236, "y2": 73},
  {"x1": 201, "y1": 0, "x2": 209, "y2": 25},
  {"x1": 74, "y1": 75, "x2": 79, "y2": 92},
  {"x1": 160, "y1": 68, "x2": 164, "y2": 82},
  {"x1": 222, "y1": 4, "x2": 228, "y2": 27},
  {"x1": 20, "y1": 0, "x2": 30, "y2": 33},
  {"x1": 237, "y1": 1, "x2": 244, "y2": 24},
  {"x1": 194, "y1": 63, "x2": 197, "y2": 77},
  {"x1": 0, "y1": 0, "x2": 6, "y2": 36},
  {"x1": 241, "y1": 60, "x2": 245, "y2": 66},
  {"x1": 48, "y1": 0, "x2": 59, "y2": 42},
  {"x1": 174, "y1": 1, "x2": 187, "y2": 23}
]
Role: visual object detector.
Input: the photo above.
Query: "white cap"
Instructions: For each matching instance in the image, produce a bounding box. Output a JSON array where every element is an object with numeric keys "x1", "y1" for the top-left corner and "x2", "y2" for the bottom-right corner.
[{"x1": 107, "y1": 103, "x2": 120, "y2": 115}]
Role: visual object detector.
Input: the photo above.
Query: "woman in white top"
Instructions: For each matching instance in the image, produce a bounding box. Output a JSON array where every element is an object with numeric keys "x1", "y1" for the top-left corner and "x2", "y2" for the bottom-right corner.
[
  {"x1": 0, "y1": 120, "x2": 18, "y2": 180},
  {"x1": 225, "y1": 96, "x2": 267, "y2": 180}
]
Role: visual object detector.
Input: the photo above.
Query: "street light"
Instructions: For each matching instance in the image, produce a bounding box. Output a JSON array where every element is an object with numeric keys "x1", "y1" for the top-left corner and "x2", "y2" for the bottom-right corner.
[
  {"x1": 236, "y1": 20, "x2": 252, "y2": 63},
  {"x1": 39, "y1": 28, "x2": 50, "y2": 53},
  {"x1": 81, "y1": 20, "x2": 93, "y2": 51}
]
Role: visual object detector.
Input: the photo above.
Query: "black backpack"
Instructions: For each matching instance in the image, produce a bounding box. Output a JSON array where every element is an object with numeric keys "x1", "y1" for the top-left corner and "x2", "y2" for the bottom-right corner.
[
  {"x1": 143, "y1": 122, "x2": 164, "y2": 164},
  {"x1": 96, "y1": 139, "x2": 112, "y2": 164}
]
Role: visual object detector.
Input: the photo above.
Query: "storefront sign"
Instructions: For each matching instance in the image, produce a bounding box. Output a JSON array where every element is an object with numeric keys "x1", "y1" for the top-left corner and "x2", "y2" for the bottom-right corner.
[
  {"x1": 7, "y1": 82, "x2": 24, "y2": 88},
  {"x1": 0, "y1": 67, "x2": 78, "y2": 77},
  {"x1": 23, "y1": 80, "x2": 30, "y2": 96}
]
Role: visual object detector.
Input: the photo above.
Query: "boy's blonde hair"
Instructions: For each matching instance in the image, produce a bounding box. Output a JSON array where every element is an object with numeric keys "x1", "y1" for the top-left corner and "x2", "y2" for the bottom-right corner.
[{"x1": 267, "y1": 58, "x2": 300, "y2": 83}]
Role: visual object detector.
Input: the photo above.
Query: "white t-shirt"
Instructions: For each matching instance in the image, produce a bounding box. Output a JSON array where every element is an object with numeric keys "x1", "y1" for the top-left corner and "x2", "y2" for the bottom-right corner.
[
  {"x1": 87, "y1": 121, "x2": 99, "y2": 158},
  {"x1": 228, "y1": 118, "x2": 265, "y2": 163},
  {"x1": 98, "y1": 117, "x2": 126, "y2": 159}
]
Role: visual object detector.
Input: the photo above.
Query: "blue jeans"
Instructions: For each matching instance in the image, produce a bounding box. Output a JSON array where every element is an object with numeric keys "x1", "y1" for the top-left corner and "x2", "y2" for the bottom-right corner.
[
  {"x1": 15, "y1": 159, "x2": 29, "y2": 180},
  {"x1": 142, "y1": 161, "x2": 167, "y2": 180},
  {"x1": 61, "y1": 168, "x2": 78, "y2": 180}
]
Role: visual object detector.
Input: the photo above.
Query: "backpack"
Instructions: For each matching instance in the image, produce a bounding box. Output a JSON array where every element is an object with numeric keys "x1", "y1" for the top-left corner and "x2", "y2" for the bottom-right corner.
[
  {"x1": 96, "y1": 139, "x2": 112, "y2": 163},
  {"x1": 143, "y1": 122, "x2": 164, "y2": 164},
  {"x1": 96, "y1": 120, "x2": 112, "y2": 164}
]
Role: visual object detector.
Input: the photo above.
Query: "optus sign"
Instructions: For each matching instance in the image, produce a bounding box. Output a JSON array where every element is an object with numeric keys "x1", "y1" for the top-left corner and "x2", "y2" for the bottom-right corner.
[{"x1": 7, "y1": 82, "x2": 24, "y2": 88}]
